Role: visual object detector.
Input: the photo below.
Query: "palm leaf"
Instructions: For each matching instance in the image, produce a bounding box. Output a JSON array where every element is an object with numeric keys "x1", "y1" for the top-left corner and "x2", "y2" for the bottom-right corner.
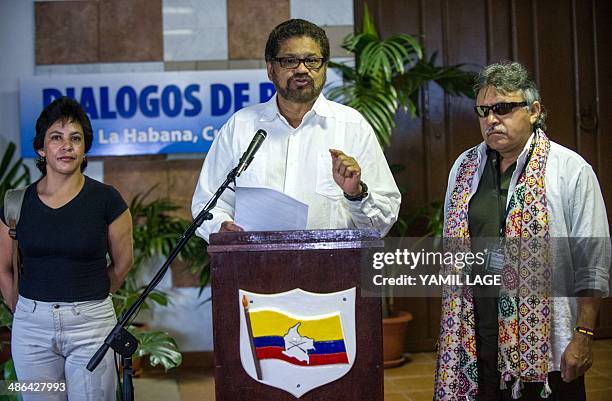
[
  {"x1": 327, "y1": 61, "x2": 357, "y2": 81},
  {"x1": 361, "y1": 3, "x2": 378, "y2": 38},
  {"x1": 355, "y1": 34, "x2": 421, "y2": 81},
  {"x1": 130, "y1": 190, "x2": 208, "y2": 273},
  {"x1": 328, "y1": 75, "x2": 398, "y2": 146},
  {"x1": 0, "y1": 143, "x2": 16, "y2": 180},
  {"x1": 401, "y1": 53, "x2": 476, "y2": 99},
  {"x1": 0, "y1": 142, "x2": 30, "y2": 201}
]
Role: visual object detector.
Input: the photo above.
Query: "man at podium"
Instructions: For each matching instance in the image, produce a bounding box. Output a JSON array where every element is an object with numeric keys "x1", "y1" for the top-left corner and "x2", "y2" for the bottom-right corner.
[{"x1": 192, "y1": 19, "x2": 400, "y2": 241}]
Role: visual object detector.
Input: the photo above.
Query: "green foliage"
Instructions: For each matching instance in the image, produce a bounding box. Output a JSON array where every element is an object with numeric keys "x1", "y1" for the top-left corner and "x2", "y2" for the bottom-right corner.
[
  {"x1": 0, "y1": 359, "x2": 21, "y2": 401},
  {"x1": 0, "y1": 303, "x2": 12, "y2": 331},
  {"x1": 129, "y1": 187, "x2": 209, "y2": 287},
  {"x1": 328, "y1": 4, "x2": 475, "y2": 147},
  {"x1": 0, "y1": 142, "x2": 30, "y2": 205},
  {"x1": 112, "y1": 286, "x2": 168, "y2": 321},
  {"x1": 129, "y1": 328, "x2": 182, "y2": 371},
  {"x1": 389, "y1": 202, "x2": 443, "y2": 238}
]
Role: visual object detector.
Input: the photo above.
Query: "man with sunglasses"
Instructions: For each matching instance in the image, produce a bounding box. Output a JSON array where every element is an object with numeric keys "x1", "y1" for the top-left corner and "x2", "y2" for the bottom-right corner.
[
  {"x1": 192, "y1": 19, "x2": 400, "y2": 241},
  {"x1": 434, "y1": 62, "x2": 609, "y2": 401}
]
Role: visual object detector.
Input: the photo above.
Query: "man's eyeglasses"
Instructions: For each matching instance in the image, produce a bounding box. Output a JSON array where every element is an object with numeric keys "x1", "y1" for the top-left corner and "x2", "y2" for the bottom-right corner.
[
  {"x1": 474, "y1": 102, "x2": 528, "y2": 118},
  {"x1": 274, "y1": 57, "x2": 325, "y2": 70}
]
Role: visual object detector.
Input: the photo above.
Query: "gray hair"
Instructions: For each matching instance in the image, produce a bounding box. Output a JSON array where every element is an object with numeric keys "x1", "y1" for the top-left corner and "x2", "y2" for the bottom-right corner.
[{"x1": 474, "y1": 62, "x2": 546, "y2": 130}]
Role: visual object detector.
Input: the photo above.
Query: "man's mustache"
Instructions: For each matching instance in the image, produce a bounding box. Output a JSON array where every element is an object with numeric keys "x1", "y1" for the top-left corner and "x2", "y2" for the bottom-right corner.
[
  {"x1": 288, "y1": 74, "x2": 314, "y2": 84},
  {"x1": 485, "y1": 126, "x2": 506, "y2": 136}
]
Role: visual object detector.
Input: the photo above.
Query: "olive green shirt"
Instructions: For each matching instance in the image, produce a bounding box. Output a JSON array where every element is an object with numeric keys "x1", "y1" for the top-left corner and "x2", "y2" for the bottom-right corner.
[{"x1": 468, "y1": 151, "x2": 517, "y2": 239}]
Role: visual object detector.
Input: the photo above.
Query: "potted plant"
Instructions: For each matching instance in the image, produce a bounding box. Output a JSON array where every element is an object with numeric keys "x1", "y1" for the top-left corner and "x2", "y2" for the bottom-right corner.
[
  {"x1": 328, "y1": 5, "x2": 472, "y2": 367},
  {"x1": 117, "y1": 188, "x2": 210, "y2": 374}
]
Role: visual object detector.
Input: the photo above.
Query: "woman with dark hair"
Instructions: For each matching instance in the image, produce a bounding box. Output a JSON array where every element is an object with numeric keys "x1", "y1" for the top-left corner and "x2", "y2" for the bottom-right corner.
[{"x1": 0, "y1": 97, "x2": 133, "y2": 400}]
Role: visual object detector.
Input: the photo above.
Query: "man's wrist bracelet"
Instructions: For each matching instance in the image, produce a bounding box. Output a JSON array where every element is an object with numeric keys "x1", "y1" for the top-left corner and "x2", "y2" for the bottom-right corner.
[{"x1": 574, "y1": 326, "x2": 594, "y2": 336}]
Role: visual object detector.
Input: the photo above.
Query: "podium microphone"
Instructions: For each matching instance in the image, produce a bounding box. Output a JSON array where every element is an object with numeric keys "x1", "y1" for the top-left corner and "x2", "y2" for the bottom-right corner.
[{"x1": 236, "y1": 129, "x2": 267, "y2": 176}]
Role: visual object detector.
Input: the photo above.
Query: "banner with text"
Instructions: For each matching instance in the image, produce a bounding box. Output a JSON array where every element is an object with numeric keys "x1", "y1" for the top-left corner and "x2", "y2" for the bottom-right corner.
[{"x1": 20, "y1": 70, "x2": 302, "y2": 157}]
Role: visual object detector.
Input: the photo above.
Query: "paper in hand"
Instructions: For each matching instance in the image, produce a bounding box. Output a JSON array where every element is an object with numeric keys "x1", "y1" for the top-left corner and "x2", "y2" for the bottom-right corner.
[{"x1": 234, "y1": 187, "x2": 308, "y2": 231}]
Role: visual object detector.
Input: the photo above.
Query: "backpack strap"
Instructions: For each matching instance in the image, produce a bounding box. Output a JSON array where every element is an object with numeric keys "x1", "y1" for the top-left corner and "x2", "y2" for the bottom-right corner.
[
  {"x1": 3, "y1": 186, "x2": 28, "y2": 297},
  {"x1": 4, "y1": 187, "x2": 27, "y2": 240}
]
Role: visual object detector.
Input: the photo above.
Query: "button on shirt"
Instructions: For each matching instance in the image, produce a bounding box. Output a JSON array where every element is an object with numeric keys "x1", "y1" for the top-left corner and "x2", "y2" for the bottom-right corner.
[
  {"x1": 192, "y1": 93, "x2": 401, "y2": 242},
  {"x1": 444, "y1": 133, "x2": 611, "y2": 371},
  {"x1": 468, "y1": 152, "x2": 516, "y2": 239}
]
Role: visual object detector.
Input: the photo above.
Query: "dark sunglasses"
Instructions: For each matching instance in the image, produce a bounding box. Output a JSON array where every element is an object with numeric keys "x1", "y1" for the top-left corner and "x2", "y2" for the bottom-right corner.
[
  {"x1": 274, "y1": 56, "x2": 325, "y2": 70},
  {"x1": 474, "y1": 102, "x2": 528, "y2": 118}
]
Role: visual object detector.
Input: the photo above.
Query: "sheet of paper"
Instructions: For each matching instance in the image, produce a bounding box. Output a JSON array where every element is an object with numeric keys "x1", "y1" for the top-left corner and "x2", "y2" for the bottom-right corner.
[{"x1": 234, "y1": 187, "x2": 309, "y2": 231}]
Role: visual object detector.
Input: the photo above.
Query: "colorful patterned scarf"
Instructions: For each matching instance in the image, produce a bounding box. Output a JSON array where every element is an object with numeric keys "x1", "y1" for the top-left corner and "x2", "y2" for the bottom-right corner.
[{"x1": 434, "y1": 130, "x2": 551, "y2": 400}]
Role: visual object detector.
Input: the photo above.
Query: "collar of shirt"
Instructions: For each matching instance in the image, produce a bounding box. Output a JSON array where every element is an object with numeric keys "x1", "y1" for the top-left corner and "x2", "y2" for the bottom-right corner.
[
  {"x1": 258, "y1": 93, "x2": 335, "y2": 127},
  {"x1": 473, "y1": 132, "x2": 536, "y2": 207}
]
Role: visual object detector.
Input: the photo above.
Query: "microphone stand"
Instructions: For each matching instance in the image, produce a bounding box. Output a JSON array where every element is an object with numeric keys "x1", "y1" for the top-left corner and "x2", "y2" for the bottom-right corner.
[{"x1": 87, "y1": 165, "x2": 240, "y2": 401}]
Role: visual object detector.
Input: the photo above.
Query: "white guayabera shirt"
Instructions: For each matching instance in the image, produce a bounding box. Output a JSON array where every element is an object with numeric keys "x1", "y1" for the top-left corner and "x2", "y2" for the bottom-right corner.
[
  {"x1": 192, "y1": 93, "x2": 401, "y2": 242},
  {"x1": 444, "y1": 133, "x2": 611, "y2": 371}
]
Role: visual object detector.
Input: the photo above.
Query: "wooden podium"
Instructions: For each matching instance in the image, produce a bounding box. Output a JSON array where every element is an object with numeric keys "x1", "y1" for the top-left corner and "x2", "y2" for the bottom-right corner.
[{"x1": 207, "y1": 229, "x2": 384, "y2": 401}]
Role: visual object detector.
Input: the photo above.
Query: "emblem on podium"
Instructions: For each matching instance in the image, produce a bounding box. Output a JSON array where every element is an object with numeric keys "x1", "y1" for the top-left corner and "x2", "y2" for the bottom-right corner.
[{"x1": 239, "y1": 288, "x2": 356, "y2": 398}]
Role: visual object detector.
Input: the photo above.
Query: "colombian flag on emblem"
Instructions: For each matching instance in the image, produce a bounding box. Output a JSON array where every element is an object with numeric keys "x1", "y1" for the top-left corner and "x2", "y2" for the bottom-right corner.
[{"x1": 248, "y1": 309, "x2": 349, "y2": 366}]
